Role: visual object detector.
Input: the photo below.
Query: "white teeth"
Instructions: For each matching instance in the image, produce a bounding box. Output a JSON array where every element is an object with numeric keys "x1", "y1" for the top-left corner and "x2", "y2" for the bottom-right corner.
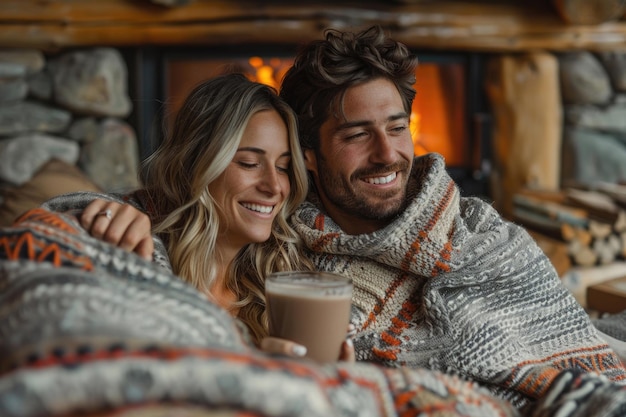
[
  {"x1": 364, "y1": 172, "x2": 397, "y2": 185},
  {"x1": 241, "y1": 203, "x2": 273, "y2": 214}
]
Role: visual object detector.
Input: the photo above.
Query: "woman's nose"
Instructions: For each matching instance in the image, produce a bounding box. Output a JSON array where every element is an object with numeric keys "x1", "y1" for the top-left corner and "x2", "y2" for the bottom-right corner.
[{"x1": 259, "y1": 168, "x2": 282, "y2": 194}]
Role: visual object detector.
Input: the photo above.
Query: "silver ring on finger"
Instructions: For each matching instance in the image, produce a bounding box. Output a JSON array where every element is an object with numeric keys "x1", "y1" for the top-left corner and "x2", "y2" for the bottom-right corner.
[{"x1": 97, "y1": 209, "x2": 113, "y2": 220}]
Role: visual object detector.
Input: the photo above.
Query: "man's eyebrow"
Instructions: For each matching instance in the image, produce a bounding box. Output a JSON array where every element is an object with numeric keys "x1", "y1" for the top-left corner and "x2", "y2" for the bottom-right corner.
[
  {"x1": 335, "y1": 112, "x2": 409, "y2": 131},
  {"x1": 236, "y1": 147, "x2": 291, "y2": 157}
]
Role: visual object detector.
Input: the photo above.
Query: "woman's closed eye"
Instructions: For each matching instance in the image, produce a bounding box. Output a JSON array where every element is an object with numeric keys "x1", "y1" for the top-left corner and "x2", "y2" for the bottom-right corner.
[
  {"x1": 277, "y1": 156, "x2": 291, "y2": 174},
  {"x1": 237, "y1": 160, "x2": 290, "y2": 175},
  {"x1": 237, "y1": 161, "x2": 259, "y2": 169}
]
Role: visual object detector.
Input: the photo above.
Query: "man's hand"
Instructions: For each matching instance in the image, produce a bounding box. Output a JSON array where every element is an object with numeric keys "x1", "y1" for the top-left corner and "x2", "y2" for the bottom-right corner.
[{"x1": 79, "y1": 199, "x2": 154, "y2": 261}]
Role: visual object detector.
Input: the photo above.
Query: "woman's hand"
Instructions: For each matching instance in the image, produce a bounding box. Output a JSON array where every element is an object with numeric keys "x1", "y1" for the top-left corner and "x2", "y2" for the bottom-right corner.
[
  {"x1": 339, "y1": 324, "x2": 356, "y2": 362},
  {"x1": 78, "y1": 199, "x2": 154, "y2": 261},
  {"x1": 260, "y1": 324, "x2": 356, "y2": 362},
  {"x1": 260, "y1": 337, "x2": 307, "y2": 358}
]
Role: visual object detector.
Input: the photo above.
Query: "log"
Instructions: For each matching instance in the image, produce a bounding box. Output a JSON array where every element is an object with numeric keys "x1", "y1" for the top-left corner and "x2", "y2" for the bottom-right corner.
[
  {"x1": 485, "y1": 52, "x2": 561, "y2": 219},
  {"x1": 592, "y1": 235, "x2": 621, "y2": 265},
  {"x1": 528, "y1": 230, "x2": 572, "y2": 277},
  {"x1": 615, "y1": 210, "x2": 626, "y2": 233},
  {"x1": 565, "y1": 181, "x2": 626, "y2": 210},
  {"x1": 565, "y1": 188, "x2": 620, "y2": 224},
  {"x1": 561, "y1": 223, "x2": 593, "y2": 246},
  {"x1": 517, "y1": 188, "x2": 567, "y2": 204},
  {"x1": 513, "y1": 193, "x2": 589, "y2": 228},
  {"x1": 568, "y1": 239, "x2": 599, "y2": 267},
  {"x1": 513, "y1": 207, "x2": 564, "y2": 239},
  {"x1": 594, "y1": 182, "x2": 626, "y2": 210},
  {"x1": 2, "y1": 0, "x2": 626, "y2": 51},
  {"x1": 589, "y1": 220, "x2": 614, "y2": 239},
  {"x1": 553, "y1": 0, "x2": 626, "y2": 25}
]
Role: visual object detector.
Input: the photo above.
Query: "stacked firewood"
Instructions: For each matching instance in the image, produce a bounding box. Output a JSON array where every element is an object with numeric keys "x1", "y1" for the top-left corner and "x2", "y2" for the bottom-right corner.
[{"x1": 512, "y1": 182, "x2": 626, "y2": 270}]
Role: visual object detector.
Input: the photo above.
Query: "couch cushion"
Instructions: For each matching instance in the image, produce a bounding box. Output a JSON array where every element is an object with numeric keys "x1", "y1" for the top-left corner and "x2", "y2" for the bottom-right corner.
[{"x1": 0, "y1": 159, "x2": 101, "y2": 227}]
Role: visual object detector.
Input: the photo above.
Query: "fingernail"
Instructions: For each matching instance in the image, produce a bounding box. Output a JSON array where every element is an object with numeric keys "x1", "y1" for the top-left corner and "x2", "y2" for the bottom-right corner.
[
  {"x1": 347, "y1": 323, "x2": 357, "y2": 338},
  {"x1": 346, "y1": 338, "x2": 353, "y2": 348},
  {"x1": 292, "y1": 344, "x2": 307, "y2": 357}
]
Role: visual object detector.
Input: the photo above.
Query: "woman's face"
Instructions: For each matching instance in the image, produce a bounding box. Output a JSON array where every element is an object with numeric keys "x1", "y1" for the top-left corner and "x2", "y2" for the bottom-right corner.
[{"x1": 209, "y1": 109, "x2": 292, "y2": 252}]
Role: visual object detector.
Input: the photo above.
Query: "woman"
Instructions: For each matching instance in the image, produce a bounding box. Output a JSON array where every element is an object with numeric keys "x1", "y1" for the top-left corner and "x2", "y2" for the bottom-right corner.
[{"x1": 66, "y1": 73, "x2": 335, "y2": 357}]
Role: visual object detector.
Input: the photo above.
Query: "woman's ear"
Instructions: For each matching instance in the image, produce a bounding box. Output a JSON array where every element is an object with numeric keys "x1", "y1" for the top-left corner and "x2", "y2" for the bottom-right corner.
[{"x1": 303, "y1": 149, "x2": 318, "y2": 174}]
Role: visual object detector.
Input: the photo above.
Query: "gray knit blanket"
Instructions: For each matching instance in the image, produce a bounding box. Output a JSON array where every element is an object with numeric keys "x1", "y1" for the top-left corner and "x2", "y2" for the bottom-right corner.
[
  {"x1": 4, "y1": 174, "x2": 626, "y2": 416},
  {"x1": 0, "y1": 203, "x2": 524, "y2": 417},
  {"x1": 290, "y1": 153, "x2": 626, "y2": 409}
]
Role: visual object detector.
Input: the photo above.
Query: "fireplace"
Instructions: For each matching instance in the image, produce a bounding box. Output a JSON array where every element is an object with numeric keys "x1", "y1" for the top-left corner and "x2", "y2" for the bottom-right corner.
[{"x1": 131, "y1": 46, "x2": 493, "y2": 199}]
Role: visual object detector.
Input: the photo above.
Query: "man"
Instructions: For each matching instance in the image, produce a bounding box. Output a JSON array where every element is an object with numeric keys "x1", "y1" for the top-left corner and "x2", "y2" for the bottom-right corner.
[
  {"x1": 73, "y1": 26, "x2": 626, "y2": 412},
  {"x1": 277, "y1": 25, "x2": 626, "y2": 408}
]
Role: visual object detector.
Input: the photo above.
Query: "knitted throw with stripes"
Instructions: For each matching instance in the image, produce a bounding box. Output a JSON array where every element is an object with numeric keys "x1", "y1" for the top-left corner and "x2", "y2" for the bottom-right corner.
[
  {"x1": 290, "y1": 153, "x2": 626, "y2": 408},
  {"x1": 0, "y1": 205, "x2": 522, "y2": 417}
]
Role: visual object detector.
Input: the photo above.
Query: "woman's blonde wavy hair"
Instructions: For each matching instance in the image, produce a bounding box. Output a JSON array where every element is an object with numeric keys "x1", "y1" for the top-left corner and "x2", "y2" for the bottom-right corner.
[{"x1": 140, "y1": 73, "x2": 312, "y2": 345}]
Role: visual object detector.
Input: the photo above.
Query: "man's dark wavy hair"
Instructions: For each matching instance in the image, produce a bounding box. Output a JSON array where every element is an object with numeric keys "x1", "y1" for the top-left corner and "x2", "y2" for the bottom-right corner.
[{"x1": 279, "y1": 25, "x2": 419, "y2": 152}]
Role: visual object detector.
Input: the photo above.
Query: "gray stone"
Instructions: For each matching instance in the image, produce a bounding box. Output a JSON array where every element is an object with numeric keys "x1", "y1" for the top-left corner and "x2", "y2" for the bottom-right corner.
[
  {"x1": 0, "y1": 134, "x2": 79, "y2": 185},
  {"x1": 615, "y1": 94, "x2": 626, "y2": 105},
  {"x1": 79, "y1": 118, "x2": 140, "y2": 192},
  {"x1": 559, "y1": 52, "x2": 612, "y2": 105},
  {"x1": 0, "y1": 49, "x2": 45, "y2": 74},
  {"x1": 49, "y1": 48, "x2": 132, "y2": 117},
  {"x1": 67, "y1": 117, "x2": 100, "y2": 143},
  {"x1": 27, "y1": 69, "x2": 53, "y2": 101},
  {"x1": 565, "y1": 104, "x2": 626, "y2": 132},
  {"x1": 562, "y1": 128, "x2": 626, "y2": 185},
  {"x1": 0, "y1": 62, "x2": 26, "y2": 78},
  {"x1": 598, "y1": 50, "x2": 626, "y2": 92},
  {"x1": 0, "y1": 78, "x2": 28, "y2": 102},
  {"x1": 0, "y1": 101, "x2": 72, "y2": 136}
]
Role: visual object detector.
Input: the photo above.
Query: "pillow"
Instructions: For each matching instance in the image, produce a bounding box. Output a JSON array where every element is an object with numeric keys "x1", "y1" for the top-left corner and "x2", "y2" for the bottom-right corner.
[{"x1": 0, "y1": 158, "x2": 101, "y2": 227}]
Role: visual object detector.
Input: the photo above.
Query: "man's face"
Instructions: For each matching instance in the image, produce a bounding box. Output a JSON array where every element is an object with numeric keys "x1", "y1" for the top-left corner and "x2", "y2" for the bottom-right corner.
[{"x1": 304, "y1": 78, "x2": 415, "y2": 235}]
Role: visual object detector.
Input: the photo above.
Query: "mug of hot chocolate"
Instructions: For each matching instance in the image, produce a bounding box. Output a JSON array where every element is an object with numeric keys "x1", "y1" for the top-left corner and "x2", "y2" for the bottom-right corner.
[{"x1": 265, "y1": 271, "x2": 353, "y2": 364}]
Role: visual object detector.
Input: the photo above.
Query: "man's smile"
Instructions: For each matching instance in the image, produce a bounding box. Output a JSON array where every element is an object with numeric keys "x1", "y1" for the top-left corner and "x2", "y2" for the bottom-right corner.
[{"x1": 363, "y1": 172, "x2": 398, "y2": 185}]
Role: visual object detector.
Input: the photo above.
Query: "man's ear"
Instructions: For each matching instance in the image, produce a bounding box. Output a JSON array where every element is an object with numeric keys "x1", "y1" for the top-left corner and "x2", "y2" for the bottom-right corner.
[{"x1": 303, "y1": 149, "x2": 318, "y2": 175}]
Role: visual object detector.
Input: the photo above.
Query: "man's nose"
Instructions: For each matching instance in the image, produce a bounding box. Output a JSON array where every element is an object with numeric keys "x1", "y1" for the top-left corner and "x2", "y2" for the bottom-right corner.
[{"x1": 371, "y1": 133, "x2": 396, "y2": 164}]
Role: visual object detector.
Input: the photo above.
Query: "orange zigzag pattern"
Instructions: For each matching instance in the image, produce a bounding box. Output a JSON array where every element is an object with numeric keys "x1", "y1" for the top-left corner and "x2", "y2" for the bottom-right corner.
[{"x1": 1, "y1": 209, "x2": 94, "y2": 270}]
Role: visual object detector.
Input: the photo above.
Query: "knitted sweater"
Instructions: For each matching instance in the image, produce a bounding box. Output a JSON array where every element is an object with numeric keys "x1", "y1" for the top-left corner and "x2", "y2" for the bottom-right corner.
[{"x1": 290, "y1": 153, "x2": 626, "y2": 407}]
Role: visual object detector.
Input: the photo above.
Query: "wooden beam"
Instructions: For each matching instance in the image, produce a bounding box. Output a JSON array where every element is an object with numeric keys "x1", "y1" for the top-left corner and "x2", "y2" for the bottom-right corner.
[
  {"x1": 553, "y1": 0, "x2": 626, "y2": 25},
  {"x1": 2, "y1": 0, "x2": 626, "y2": 52},
  {"x1": 485, "y1": 52, "x2": 562, "y2": 219}
]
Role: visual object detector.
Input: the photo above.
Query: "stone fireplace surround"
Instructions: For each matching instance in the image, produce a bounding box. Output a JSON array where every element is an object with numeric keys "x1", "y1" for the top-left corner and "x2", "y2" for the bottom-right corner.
[
  {"x1": 0, "y1": 47, "x2": 140, "y2": 225},
  {"x1": 1, "y1": 0, "x2": 626, "y2": 226}
]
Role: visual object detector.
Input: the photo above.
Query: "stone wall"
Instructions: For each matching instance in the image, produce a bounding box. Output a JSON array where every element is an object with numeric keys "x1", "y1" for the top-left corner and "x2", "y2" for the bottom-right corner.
[
  {"x1": 0, "y1": 47, "x2": 140, "y2": 211},
  {"x1": 559, "y1": 50, "x2": 626, "y2": 186},
  {"x1": 2, "y1": 45, "x2": 625, "y2": 226}
]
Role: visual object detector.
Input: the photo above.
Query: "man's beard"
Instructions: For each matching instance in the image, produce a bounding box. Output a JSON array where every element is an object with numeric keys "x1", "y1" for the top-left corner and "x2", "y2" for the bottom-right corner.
[{"x1": 316, "y1": 156, "x2": 409, "y2": 222}]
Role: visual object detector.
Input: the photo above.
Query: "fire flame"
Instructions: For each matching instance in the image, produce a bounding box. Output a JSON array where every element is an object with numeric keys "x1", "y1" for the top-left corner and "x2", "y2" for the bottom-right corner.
[{"x1": 169, "y1": 56, "x2": 466, "y2": 168}]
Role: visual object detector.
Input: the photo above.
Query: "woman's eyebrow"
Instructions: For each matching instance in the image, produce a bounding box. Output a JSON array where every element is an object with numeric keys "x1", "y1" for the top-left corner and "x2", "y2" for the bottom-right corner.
[
  {"x1": 237, "y1": 147, "x2": 264, "y2": 154},
  {"x1": 236, "y1": 147, "x2": 291, "y2": 158}
]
